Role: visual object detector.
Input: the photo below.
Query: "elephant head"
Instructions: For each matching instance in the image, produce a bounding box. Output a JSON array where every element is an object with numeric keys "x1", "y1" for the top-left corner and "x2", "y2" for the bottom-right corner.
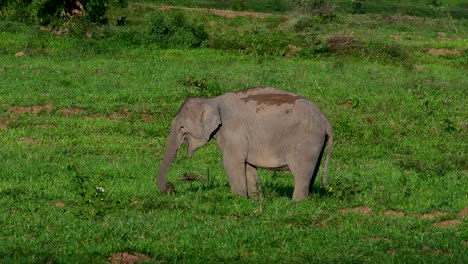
[{"x1": 157, "y1": 98, "x2": 221, "y2": 193}]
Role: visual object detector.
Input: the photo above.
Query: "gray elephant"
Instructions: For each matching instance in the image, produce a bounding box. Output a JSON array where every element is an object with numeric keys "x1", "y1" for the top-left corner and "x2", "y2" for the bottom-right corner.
[{"x1": 156, "y1": 87, "x2": 333, "y2": 201}]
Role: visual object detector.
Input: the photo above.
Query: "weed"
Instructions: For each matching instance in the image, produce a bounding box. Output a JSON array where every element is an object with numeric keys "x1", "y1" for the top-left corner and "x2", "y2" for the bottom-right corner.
[
  {"x1": 68, "y1": 164, "x2": 126, "y2": 220},
  {"x1": 330, "y1": 177, "x2": 365, "y2": 200}
]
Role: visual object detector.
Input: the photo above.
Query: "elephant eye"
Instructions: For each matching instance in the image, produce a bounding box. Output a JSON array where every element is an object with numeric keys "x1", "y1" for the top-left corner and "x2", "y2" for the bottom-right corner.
[{"x1": 180, "y1": 125, "x2": 184, "y2": 128}]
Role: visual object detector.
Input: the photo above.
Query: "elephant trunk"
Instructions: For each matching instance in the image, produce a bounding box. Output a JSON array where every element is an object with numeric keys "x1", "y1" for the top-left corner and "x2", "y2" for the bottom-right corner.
[{"x1": 157, "y1": 125, "x2": 182, "y2": 192}]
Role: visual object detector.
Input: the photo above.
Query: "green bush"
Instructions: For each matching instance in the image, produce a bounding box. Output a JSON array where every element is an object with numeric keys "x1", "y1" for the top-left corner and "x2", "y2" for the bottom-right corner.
[
  {"x1": 147, "y1": 10, "x2": 208, "y2": 48},
  {"x1": 288, "y1": 0, "x2": 336, "y2": 20},
  {"x1": 0, "y1": 0, "x2": 127, "y2": 25}
]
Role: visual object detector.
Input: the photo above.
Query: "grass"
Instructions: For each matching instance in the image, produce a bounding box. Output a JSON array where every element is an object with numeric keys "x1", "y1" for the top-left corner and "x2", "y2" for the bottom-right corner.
[{"x1": 1, "y1": 1, "x2": 467, "y2": 263}]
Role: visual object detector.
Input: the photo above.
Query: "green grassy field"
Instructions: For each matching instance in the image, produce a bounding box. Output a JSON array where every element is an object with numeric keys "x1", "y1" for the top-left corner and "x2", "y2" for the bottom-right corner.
[{"x1": 0, "y1": 1, "x2": 467, "y2": 263}]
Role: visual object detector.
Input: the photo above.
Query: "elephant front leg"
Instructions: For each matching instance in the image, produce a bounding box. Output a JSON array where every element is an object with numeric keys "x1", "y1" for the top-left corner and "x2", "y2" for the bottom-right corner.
[{"x1": 222, "y1": 153, "x2": 248, "y2": 197}]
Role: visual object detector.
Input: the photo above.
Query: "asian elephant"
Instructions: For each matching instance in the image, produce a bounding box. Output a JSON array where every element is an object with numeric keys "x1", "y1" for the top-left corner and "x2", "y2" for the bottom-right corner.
[{"x1": 156, "y1": 87, "x2": 333, "y2": 201}]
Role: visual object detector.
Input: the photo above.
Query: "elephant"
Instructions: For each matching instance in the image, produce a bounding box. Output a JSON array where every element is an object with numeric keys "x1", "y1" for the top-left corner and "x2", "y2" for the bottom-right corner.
[{"x1": 156, "y1": 87, "x2": 333, "y2": 201}]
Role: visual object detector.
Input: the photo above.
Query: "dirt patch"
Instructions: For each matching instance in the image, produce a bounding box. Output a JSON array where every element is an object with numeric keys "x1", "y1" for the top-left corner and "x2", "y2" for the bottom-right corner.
[
  {"x1": 39, "y1": 123, "x2": 56, "y2": 129},
  {"x1": 58, "y1": 108, "x2": 86, "y2": 117},
  {"x1": 0, "y1": 121, "x2": 9, "y2": 130},
  {"x1": 84, "y1": 113, "x2": 104, "y2": 120},
  {"x1": 416, "y1": 211, "x2": 446, "y2": 219},
  {"x1": 158, "y1": 5, "x2": 272, "y2": 19},
  {"x1": 382, "y1": 209, "x2": 405, "y2": 217},
  {"x1": 18, "y1": 137, "x2": 35, "y2": 145},
  {"x1": 421, "y1": 245, "x2": 449, "y2": 255},
  {"x1": 285, "y1": 44, "x2": 302, "y2": 57},
  {"x1": 432, "y1": 219, "x2": 461, "y2": 228},
  {"x1": 141, "y1": 113, "x2": 153, "y2": 123},
  {"x1": 384, "y1": 14, "x2": 418, "y2": 24},
  {"x1": 428, "y1": 48, "x2": 461, "y2": 56},
  {"x1": 15, "y1": 51, "x2": 27, "y2": 58},
  {"x1": 8, "y1": 104, "x2": 55, "y2": 115},
  {"x1": 108, "y1": 108, "x2": 132, "y2": 120},
  {"x1": 54, "y1": 201, "x2": 65, "y2": 208},
  {"x1": 458, "y1": 207, "x2": 468, "y2": 217},
  {"x1": 338, "y1": 206, "x2": 372, "y2": 215},
  {"x1": 367, "y1": 237, "x2": 390, "y2": 242},
  {"x1": 109, "y1": 252, "x2": 150, "y2": 264}
]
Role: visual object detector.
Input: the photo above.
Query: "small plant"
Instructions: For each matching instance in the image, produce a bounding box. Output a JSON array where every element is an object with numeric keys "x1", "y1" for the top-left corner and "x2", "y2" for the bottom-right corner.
[
  {"x1": 68, "y1": 164, "x2": 125, "y2": 220},
  {"x1": 331, "y1": 177, "x2": 365, "y2": 200}
]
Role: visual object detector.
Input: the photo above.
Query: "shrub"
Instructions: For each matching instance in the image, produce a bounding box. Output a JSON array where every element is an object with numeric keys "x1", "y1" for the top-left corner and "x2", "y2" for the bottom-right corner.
[
  {"x1": 0, "y1": 0, "x2": 127, "y2": 25},
  {"x1": 147, "y1": 10, "x2": 208, "y2": 48},
  {"x1": 326, "y1": 31, "x2": 365, "y2": 55},
  {"x1": 288, "y1": 0, "x2": 337, "y2": 21},
  {"x1": 351, "y1": 0, "x2": 366, "y2": 14}
]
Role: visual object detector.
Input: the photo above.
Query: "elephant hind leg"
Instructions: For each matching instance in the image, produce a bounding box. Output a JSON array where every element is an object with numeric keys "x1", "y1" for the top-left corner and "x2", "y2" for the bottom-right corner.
[
  {"x1": 290, "y1": 165, "x2": 315, "y2": 201},
  {"x1": 309, "y1": 143, "x2": 326, "y2": 193},
  {"x1": 288, "y1": 144, "x2": 324, "y2": 201}
]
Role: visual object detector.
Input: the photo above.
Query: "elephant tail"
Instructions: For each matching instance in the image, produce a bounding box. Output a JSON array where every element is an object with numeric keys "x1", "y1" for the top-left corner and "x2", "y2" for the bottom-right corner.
[{"x1": 320, "y1": 125, "x2": 333, "y2": 189}]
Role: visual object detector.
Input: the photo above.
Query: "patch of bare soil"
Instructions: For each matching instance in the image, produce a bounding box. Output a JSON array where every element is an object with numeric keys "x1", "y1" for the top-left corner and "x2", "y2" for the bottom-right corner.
[
  {"x1": 285, "y1": 44, "x2": 302, "y2": 57},
  {"x1": 109, "y1": 252, "x2": 150, "y2": 264},
  {"x1": 433, "y1": 219, "x2": 461, "y2": 228},
  {"x1": 15, "y1": 51, "x2": 27, "y2": 58},
  {"x1": 382, "y1": 209, "x2": 405, "y2": 217},
  {"x1": 8, "y1": 104, "x2": 55, "y2": 115},
  {"x1": 58, "y1": 108, "x2": 86, "y2": 117},
  {"x1": 338, "y1": 206, "x2": 372, "y2": 215},
  {"x1": 428, "y1": 48, "x2": 461, "y2": 56},
  {"x1": 158, "y1": 5, "x2": 272, "y2": 19},
  {"x1": 54, "y1": 201, "x2": 65, "y2": 208},
  {"x1": 0, "y1": 121, "x2": 9, "y2": 130},
  {"x1": 108, "y1": 108, "x2": 132, "y2": 120},
  {"x1": 367, "y1": 237, "x2": 390, "y2": 242},
  {"x1": 420, "y1": 245, "x2": 449, "y2": 255},
  {"x1": 141, "y1": 113, "x2": 153, "y2": 123},
  {"x1": 458, "y1": 207, "x2": 468, "y2": 217},
  {"x1": 84, "y1": 113, "x2": 104, "y2": 120},
  {"x1": 384, "y1": 14, "x2": 418, "y2": 24},
  {"x1": 18, "y1": 137, "x2": 36, "y2": 145},
  {"x1": 416, "y1": 211, "x2": 446, "y2": 219},
  {"x1": 39, "y1": 123, "x2": 56, "y2": 129}
]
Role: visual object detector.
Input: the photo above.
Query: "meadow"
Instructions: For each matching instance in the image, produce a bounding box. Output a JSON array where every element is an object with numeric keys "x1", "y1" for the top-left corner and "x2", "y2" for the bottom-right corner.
[{"x1": 0, "y1": 0, "x2": 467, "y2": 263}]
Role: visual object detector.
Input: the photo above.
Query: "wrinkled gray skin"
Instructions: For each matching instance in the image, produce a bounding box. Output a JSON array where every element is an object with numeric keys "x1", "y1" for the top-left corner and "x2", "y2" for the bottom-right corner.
[{"x1": 157, "y1": 87, "x2": 333, "y2": 201}]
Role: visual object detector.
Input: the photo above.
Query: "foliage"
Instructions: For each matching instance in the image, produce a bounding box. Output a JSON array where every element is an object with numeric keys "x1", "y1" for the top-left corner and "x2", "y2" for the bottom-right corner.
[
  {"x1": 288, "y1": 0, "x2": 337, "y2": 20},
  {"x1": 351, "y1": 0, "x2": 366, "y2": 14},
  {"x1": 148, "y1": 10, "x2": 208, "y2": 48},
  {"x1": 67, "y1": 164, "x2": 129, "y2": 220},
  {"x1": 0, "y1": 0, "x2": 128, "y2": 25}
]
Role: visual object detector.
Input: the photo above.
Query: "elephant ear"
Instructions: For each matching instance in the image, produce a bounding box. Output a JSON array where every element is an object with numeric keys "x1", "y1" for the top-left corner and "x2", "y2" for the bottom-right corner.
[{"x1": 201, "y1": 103, "x2": 221, "y2": 140}]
